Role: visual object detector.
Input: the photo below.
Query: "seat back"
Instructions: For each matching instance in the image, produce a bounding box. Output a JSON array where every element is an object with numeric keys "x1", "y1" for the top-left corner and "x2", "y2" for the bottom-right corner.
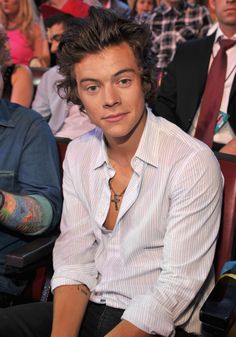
[{"x1": 214, "y1": 152, "x2": 236, "y2": 278}]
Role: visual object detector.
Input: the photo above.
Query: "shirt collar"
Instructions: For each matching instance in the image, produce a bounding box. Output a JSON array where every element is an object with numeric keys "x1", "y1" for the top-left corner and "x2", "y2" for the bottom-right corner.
[
  {"x1": 134, "y1": 107, "x2": 159, "y2": 168},
  {"x1": 215, "y1": 27, "x2": 236, "y2": 44},
  {"x1": 93, "y1": 128, "x2": 109, "y2": 169}
]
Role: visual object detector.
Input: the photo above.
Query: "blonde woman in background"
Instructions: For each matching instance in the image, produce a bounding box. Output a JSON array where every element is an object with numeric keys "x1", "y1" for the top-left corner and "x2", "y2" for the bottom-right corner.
[
  {"x1": 0, "y1": 24, "x2": 33, "y2": 107},
  {"x1": 0, "y1": 0, "x2": 50, "y2": 67}
]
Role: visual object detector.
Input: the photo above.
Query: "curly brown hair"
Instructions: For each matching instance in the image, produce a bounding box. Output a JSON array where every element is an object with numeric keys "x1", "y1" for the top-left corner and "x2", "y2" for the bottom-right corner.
[{"x1": 56, "y1": 7, "x2": 157, "y2": 110}]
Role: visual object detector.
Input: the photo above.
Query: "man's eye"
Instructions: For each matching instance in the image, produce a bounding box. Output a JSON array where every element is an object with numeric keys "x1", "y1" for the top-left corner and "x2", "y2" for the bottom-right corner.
[
  {"x1": 118, "y1": 79, "x2": 131, "y2": 86},
  {"x1": 87, "y1": 85, "x2": 98, "y2": 93}
]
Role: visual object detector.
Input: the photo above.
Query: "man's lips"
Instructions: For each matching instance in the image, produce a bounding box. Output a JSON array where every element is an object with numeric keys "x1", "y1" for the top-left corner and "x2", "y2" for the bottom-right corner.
[
  {"x1": 224, "y1": 7, "x2": 236, "y2": 12},
  {"x1": 103, "y1": 112, "x2": 128, "y2": 122}
]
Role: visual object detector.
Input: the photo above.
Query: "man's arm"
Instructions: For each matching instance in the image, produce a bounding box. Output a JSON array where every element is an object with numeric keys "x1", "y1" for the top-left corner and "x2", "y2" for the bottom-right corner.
[
  {"x1": 16, "y1": 113, "x2": 62, "y2": 229},
  {"x1": 51, "y1": 141, "x2": 98, "y2": 335},
  {"x1": 51, "y1": 284, "x2": 90, "y2": 337},
  {"x1": 105, "y1": 320, "x2": 153, "y2": 337},
  {"x1": 0, "y1": 191, "x2": 52, "y2": 235},
  {"x1": 219, "y1": 137, "x2": 236, "y2": 155},
  {"x1": 11, "y1": 65, "x2": 33, "y2": 108},
  {"x1": 121, "y1": 149, "x2": 223, "y2": 336},
  {"x1": 32, "y1": 70, "x2": 52, "y2": 121}
]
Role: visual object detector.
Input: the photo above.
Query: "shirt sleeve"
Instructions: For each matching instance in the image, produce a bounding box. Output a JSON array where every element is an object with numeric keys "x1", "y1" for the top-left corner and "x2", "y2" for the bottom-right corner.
[
  {"x1": 51, "y1": 145, "x2": 98, "y2": 292},
  {"x1": 122, "y1": 148, "x2": 223, "y2": 336},
  {"x1": 32, "y1": 71, "x2": 51, "y2": 121},
  {"x1": 18, "y1": 116, "x2": 62, "y2": 230}
]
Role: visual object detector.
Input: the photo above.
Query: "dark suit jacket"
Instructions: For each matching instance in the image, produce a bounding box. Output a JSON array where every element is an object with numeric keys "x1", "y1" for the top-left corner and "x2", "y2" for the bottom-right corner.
[{"x1": 153, "y1": 33, "x2": 236, "y2": 134}]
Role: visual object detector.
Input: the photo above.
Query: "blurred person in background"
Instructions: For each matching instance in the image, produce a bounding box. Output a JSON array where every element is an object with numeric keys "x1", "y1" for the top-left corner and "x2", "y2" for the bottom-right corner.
[
  {"x1": 0, "y1": 0, "x2": 50, "y2": 67},
  {"x1": 0, "y1": 24, "x2": 33, "y2": 107},
  {"x1": 32, "y1": 13, "x2": 95, "y2": 139},
  {"x1": 0, "y1": 65, "x2": 62, "y2": 308},
  {"x1": 143, "y1": 0, "x2": 212, "y2": 73},
  {"x1": 154, "y1": 0, "x2": 236, "y2": 154},
  {"x1": 40, "y1": 0, "x2": 90, "y2": 18},
  {"x1": 99, "y1": 0, "x2": 131, "y2": 18},
  {"x1": 130, "y1": 0, "x2": 156, "y2": 17}
]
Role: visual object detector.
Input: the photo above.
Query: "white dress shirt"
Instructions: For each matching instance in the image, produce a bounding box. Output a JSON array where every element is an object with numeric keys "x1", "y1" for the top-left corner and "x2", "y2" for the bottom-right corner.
[{"x1": 52, "y1": 109, "x2": 223, "y2": 336}]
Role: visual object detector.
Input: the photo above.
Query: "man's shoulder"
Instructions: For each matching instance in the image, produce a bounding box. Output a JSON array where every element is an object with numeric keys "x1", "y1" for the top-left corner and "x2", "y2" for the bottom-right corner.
[
  {"x1": 174, "y1": 33, "x2": 215, "y2": 61},
  {"x1": 151, "y1": 115, "x2": 214, "y2": 158},
  {"x1": 68, "y1": 127, "x2": 102, "y2": 151},
  {"x1": 178, "y1": 33, "x2": 214, "y2": 52},
  {"x1": 0, "y1": 99, "x2": 44, "y2": 126},
  {"x1": 65, "y1": 128, "x2": 103, "y2": 168},
  {"x1": 42, "y1": 66, "x2": 62, "y2": 81}
]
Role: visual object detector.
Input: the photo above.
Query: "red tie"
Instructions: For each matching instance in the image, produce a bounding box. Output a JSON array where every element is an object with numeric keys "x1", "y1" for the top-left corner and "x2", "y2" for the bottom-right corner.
[{"x1": 195, "y1": 38, "x2": 236, "y2": 147}]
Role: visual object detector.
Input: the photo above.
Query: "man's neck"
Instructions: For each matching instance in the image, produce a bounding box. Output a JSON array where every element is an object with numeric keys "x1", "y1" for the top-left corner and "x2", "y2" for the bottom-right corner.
[
  {"x1": 219, "y1": 24, "x2": 236, "y2": 38},
  {"x1": 106, "y1": 110, "x2": 147, "y2": 167}
]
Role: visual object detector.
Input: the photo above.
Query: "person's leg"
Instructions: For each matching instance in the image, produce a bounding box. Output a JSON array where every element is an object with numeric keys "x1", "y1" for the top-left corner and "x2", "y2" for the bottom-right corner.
[
  {"x1": 0, "y1": 302, "x2": 53, "y2": 337},
  {"x1": 175, "y1": 327, "x2": 200, "y2": 337},
  {"x1": 79, "y1": 302, "x2": 124, "y2": 337}
]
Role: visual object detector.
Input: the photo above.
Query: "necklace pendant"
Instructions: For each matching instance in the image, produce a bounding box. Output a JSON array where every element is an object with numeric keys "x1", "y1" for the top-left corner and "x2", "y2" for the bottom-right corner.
[{"x1": 111, "y1": 194, "x2": 120, "y2": 211}]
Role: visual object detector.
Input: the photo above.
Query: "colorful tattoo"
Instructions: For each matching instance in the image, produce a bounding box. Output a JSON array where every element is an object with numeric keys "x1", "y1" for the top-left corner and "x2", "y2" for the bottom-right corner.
[{"x1": 0, "y1": 192, "x2": 43, "y2": 233}]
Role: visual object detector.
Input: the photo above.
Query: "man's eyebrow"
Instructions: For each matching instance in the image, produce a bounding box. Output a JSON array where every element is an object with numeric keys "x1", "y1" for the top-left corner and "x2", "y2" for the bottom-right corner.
[
  {"x1": 79, "y1": 68, "x2": 136, "y2": 85},
  {"x1": 79, "y1": 78, "x2": 99, "y2": 84},
  {"x1": 113, "y1": 68, "x2": 136, "y2": 77}
]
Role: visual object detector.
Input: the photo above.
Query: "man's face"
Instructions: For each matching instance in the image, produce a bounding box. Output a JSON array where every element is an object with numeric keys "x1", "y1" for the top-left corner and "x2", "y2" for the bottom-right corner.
[
  {"x1": 74, "y1": 42, "x2": 146, "y2": 144},
  {"x1": 47, "y1": 22, "x2": 65, "y2": 54},
  {"x1": 210, "y1": 0, "x2": 236, "y2": 36}
]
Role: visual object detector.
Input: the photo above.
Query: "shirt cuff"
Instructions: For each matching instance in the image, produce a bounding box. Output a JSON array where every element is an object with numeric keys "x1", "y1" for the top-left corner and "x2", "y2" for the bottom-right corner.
[{"x1": 122, "y1": 294, "x2": 174, "y2": 337}]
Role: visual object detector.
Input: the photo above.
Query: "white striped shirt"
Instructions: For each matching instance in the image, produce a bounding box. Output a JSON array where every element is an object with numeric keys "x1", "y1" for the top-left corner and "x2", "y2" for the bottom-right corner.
[{"x1": 52, "y1": 109, "x2": 223, "y2": 336}]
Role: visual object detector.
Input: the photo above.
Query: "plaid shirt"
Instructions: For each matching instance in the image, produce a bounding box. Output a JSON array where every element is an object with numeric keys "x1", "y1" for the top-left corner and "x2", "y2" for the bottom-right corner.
[{"x1": 137, "y1": 1, "x2": 211, "y2": 71}]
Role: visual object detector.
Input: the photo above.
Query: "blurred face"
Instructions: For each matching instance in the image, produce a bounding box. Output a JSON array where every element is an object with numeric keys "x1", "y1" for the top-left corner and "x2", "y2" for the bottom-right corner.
[
  {"x1": 209, "y1": 0, "x2": 236, "y2": 36},
  {"x1": 1, "y1": 0, "x2": 19, "y2": 17},
  {"x1": 74, "y1": 42, "x2": 147, "y2": 145},
  {"x1": 47, "y1": 23, "x2": 65, "y2": 54},
  {"x1": 136, "y1": 0, "x2": 154, "y2": 14},
  {"x1": 46, "y1": 0, "x2": 67, "y2": 9},
  {"x1": 164, "y1": 0, "x2": 181, "y2": 7}
]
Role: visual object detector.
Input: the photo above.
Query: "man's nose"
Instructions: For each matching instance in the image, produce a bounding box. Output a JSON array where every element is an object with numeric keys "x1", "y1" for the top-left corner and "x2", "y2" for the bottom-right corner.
[
  {"x1": 103, "y1": 85, "x2": 121, "y2": 108},
  {"x1": 50, "y1": 41, "x2": 59, "y2": 54}
]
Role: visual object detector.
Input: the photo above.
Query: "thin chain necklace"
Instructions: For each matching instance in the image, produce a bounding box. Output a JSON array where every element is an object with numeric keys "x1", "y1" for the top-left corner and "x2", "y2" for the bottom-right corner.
[{"x1": 109, "y1": 179, "x2": 126, "y2": 211}]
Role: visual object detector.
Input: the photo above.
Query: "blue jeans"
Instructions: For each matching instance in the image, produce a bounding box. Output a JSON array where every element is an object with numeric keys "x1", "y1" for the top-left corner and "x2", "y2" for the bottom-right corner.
[{"x1": 0, "y1": 228, "x2": 29, "y2": 295}]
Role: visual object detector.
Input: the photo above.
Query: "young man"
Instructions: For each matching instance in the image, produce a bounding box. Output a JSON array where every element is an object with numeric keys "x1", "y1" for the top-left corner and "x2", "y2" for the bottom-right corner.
[
  {"x1": 0, "y1": 68, "x2": 62, "y2": 307},
  {"x1": 154, "y1": 0, "x2": 236, "y2": 154},
  {"x1": 0, "y1": 7, "x2": 222, "y2": 337}
]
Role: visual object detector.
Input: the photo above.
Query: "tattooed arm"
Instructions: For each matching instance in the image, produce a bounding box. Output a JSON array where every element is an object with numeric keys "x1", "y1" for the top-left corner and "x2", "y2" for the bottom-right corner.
[{"x1": 0, "y1": 190, "x2": 53, "y2": 235}]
